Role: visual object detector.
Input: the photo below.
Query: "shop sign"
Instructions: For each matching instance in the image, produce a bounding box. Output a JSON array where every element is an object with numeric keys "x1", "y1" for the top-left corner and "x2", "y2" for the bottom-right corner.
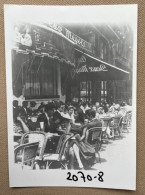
[
  {"x1": 46, "y1": 22, "x2": 92, "y2": 52},
  {"x1": 65, "y1": 29, "x2": 92, "y2": 52},
  {"x1": 71, "y1": 64, "x2": 108, "y2": 78}
]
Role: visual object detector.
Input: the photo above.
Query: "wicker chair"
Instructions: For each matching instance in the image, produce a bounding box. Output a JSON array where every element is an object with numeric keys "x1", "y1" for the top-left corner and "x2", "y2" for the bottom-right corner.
[
  {"x1": 14, "y1": 142, "x2": 39, "y2": 169},
  {"x1": 43, "y1": 133, "x2": 74, "y2": 169},
  {"x1": 85, "y1": 126, "x2": 103, "y2": 163},
  {"x1": 112, "y1": 116, "x2": 123, "y2": 139},
  {"x1": 20, "y1": 131, "x2": 47, "y2": 160}
]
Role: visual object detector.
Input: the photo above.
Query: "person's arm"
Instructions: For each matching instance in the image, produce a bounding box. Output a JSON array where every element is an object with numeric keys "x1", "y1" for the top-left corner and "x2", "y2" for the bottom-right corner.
[
  {"x1": 17, "y1": 116, "x2": 29, "y2": 133},
  {"x1": 79, "y1": 127, "x2": 87, "y2": 141}
]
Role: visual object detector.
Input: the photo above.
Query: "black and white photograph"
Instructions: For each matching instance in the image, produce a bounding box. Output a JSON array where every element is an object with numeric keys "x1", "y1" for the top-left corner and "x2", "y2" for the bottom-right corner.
[{"x1": 4, "y1": 5, "x2": 137, "y2": 189}]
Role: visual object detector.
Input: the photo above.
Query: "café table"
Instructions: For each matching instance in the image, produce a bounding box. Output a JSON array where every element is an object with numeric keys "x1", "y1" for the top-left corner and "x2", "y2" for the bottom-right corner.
[{"x1": 99, "y1": 115, "x2": 114, "y2": 139}]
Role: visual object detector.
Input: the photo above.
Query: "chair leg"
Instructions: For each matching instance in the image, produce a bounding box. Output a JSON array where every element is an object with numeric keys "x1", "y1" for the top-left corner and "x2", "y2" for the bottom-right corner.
[
  {"x1": 46, "y1": 161, "x2": 50, "y2": 169},
  {"x1": 97, "y1": 152, "x2": 101, "y2": 163},
  {"x1": 60, "y1": 162, "x2": 68, "y2": 169},
  {"x1": 31, "y1": 159, "x2": 35, "y2": 169},
  {"x1": 95, "y1": 151, "x2": 101, "y2": 163},
  {"x1": 47, "y1": 161, "x2": 53, "y2": 169}
]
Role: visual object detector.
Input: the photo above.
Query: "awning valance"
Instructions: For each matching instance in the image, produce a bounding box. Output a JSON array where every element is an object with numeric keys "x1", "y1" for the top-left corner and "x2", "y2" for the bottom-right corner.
[{"x1": 71, "y1": 49, "x2": 130, "y2": 81}]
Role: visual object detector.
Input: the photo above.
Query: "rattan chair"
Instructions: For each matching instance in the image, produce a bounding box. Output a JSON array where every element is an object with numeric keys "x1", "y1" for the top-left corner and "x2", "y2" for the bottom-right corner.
[
  {"x1": 112, "y1": 116, "x2": 123, "y2": 139},
  {"x1": 85, "y1": 126, "x2": 103, "y2": 163},
  {"x1": 43, "y1": 133, "x2": 74, "y2": 169},
  {"x1": 20, "y1": 131, "x2": 48, "y2": 160},
  {"x1": 14, "y1": 142, "x2": 39, "y2": 169}
]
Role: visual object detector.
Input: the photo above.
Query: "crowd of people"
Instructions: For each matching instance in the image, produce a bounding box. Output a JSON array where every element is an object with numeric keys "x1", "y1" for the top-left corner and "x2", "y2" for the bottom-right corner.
[{"x1": 13, "y1": 99, "x2": 132, "y2": 169}]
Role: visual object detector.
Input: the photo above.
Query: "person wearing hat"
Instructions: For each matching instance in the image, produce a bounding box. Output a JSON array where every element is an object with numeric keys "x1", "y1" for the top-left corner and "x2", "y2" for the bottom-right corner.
[{"x1": 53, "y1": 102, "x2": 65, "y2": 126}]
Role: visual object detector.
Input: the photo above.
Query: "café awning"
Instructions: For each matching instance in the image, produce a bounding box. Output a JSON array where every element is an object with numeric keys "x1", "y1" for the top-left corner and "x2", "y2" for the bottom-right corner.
[{"x1": 72, "y1": 49, "x2": 130, "y2": 81}]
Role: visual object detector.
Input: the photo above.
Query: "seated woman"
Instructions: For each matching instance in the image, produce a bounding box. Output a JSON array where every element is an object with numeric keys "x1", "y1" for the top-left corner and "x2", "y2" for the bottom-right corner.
[
  {"x1": 70, "y1": 107, "x2": 85, "y2": 135},
  {"x1": 68, "y1": 106, "x2": 75, "y2": 124},
  {"x1": 68, "y1": 109, "x2": 102, "y2": 169}
]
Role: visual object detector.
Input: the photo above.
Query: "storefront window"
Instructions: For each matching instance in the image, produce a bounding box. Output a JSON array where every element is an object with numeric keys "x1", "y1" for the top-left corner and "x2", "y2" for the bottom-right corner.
[
  {"x1": 80, "y1": 81, "x2": 92, "y2": 101},
  {"x1": 24, "y1": 58, "x2": 58, "y2": 99}
]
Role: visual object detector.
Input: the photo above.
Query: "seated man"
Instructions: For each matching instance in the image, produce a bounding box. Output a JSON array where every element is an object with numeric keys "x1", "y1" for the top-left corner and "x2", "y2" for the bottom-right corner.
[
  {"x1": 53, "y1": 102, "x2": 65, "y2": 127},
  {"x1": 20, "y1": 101, "x2": 29, "y2": 120},
  {"x1": 37, "y1": 103, "x2": 57, "y2": 133}
]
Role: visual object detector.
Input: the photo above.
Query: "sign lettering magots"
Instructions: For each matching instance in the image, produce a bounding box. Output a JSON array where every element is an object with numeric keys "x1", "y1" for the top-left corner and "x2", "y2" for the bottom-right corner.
[
  {"x1": 46, "y1": 22, "x2": 92, "y2": 52},
  {"x1": 65, "y1": 29, "x2": 86, "y2": 48}
]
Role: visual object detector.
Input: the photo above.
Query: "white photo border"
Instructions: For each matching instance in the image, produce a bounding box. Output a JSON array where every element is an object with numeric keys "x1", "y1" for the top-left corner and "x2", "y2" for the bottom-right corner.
[{"x1": 4, "y1": 4, "x2": 137, "y2": 190}]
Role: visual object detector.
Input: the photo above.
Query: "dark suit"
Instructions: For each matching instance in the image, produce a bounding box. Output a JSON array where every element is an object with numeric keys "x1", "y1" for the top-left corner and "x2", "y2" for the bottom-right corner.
[
  {"x1": 37, "y1": 113, "x2": 57, "y2": 133},
  {"x1": 53, "y1": 111, "x2": 63, "y2": 124},
  {"x1": 20, "y1": 107, "x2": 29, "y2": 118}
]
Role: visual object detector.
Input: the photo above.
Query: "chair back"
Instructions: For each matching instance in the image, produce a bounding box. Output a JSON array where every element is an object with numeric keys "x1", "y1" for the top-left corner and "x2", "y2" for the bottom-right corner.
[
  {"x1": 57, "y1": 133, "x2": 74, "y2": 160},
  {"x1": 101, "y1": 119, "x2": 110, "y2": 131},
  {"x1": 85, "y1": 126, "x2": 102, "y2": 147},
  {"x1": 113, "y1": 116, "x2": 123, "y2": 127},
  {"x1": 14, "y1": 142, "x2": 39, "y2": 164},
  {"x1": 20, "y1": 131, "x2": 47, "y2": 159},
  {"x1": 127, "y1": 112, "x2": 132, "y2": 121}
]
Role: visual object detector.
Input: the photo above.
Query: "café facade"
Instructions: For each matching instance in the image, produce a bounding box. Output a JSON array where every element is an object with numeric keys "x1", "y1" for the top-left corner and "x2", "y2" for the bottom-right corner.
[{"x1": 12, "y1": 22, "x2": 131, "y2": 105}]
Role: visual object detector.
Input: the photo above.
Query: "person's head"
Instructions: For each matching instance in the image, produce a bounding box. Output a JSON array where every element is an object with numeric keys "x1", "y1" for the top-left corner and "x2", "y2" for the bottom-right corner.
[
  {"x1": 97, "y1": 107, "x2": 104, "y2": 114},
  {"x1": 123, "y1": 101, "x2": 127, "y2": 106},
  {"x1": 68, "y1": 106, "x2": 74, "y2": 116},
  {"x1": 22, "y1": 101, "x2": 28, "y2": 108},
  {"x1": 92, "y1": 105, "x2": 97, "y2": 111},
  {"x1": 13, "y1": 100, "x2": 18, "y2": 108},
  {"x1": 95, "y1": 102, "x2": 100, "y2": 107},
  {"x1": 45, "y1": 103, "x2": 55, "y2": 117},
  {"x1": 30, "y1": 114, "x2": 38, "y2": 123},
  {"x1": 74, "y1": 108, "x2": 85, "y2": 124},
  {"x1": 56, "y1": 102, "x2": 65, "y2": 112},
  {"x1": 87, "y1": 109, "x2": 96, "y2": 120},
  {"x1": 30, "y1": 101, "x2": 36, "y2": 108},
  {"x1": 114, "y1": 104, "x2": 120, "y2": 111},
  {"x1": 106, "y1": 104, "x2": 110, "y2": 108}
]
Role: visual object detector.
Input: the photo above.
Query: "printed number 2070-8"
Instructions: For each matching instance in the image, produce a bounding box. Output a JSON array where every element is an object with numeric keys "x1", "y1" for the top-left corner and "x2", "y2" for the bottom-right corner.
[{"x1": 66, "y1": 171, "x2": 104, "y2": 182}]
